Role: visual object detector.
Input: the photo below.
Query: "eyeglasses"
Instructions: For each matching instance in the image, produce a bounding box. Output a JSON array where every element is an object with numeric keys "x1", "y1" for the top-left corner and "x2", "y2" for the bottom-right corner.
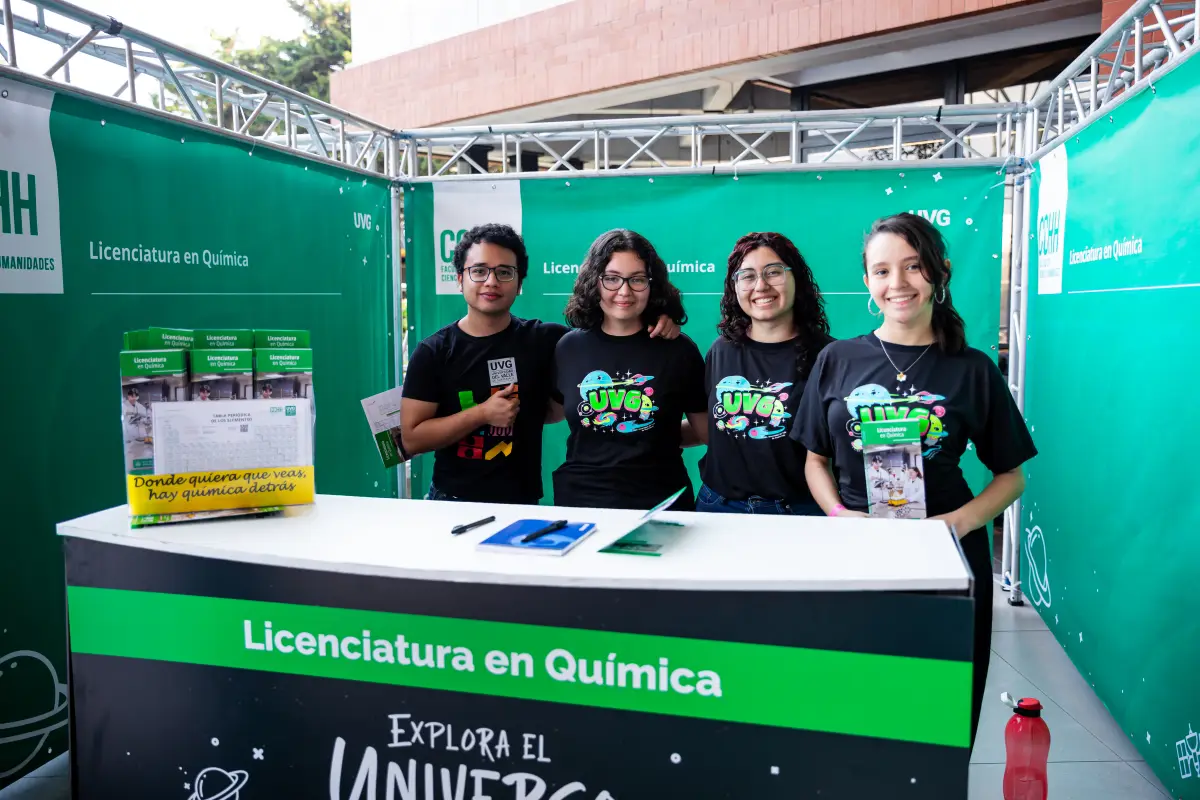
[
  {"x1": 734, "y1": 263, "x2": 791, "y2": 288},
  {"x1": 600, "y1": 273, "x2": 650, "y2": 292},
  {"x1": 465, "y1": 265, "x2": 518, "y2": 283}
]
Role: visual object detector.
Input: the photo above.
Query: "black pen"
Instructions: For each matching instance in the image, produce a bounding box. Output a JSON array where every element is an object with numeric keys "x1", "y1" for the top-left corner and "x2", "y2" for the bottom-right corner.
[
  {"x1": 451, "y1": 515, "x2": 495, "y2": 535},
  {"x1": 521, "y1": 519, "x2": 569, "y2": 543}
]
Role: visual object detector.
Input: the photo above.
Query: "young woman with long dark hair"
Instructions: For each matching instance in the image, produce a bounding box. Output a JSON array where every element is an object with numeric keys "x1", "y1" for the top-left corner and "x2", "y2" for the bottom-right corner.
[
  {"x1": 549, "y1": 229, "x2": 707, "y2": 511},
  {"x1": 695, "y1": 231, "x2": 834, "y2": 515},
  {"x1": 791, "y1": 212, "x2": 1037, "y2": 748}
]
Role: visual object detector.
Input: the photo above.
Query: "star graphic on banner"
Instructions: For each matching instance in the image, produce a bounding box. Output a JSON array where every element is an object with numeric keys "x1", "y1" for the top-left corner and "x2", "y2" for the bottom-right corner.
[
  {"x1": 933, "y1": 172, "x2": 943, "y2": 182},
  {"x1": 885, "y1": 187, "x2": 894, "y2": 195},
  {"x1": 1147, "y1": 732, "x2": 1152, "y2": 744},
  {"x1": 362, "y1": 257, "x2": 368, "y2": 265}
]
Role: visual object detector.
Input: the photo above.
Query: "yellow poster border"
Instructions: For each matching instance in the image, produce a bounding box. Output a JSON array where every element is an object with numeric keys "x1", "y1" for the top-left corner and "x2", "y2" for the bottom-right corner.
[{"x1": 127, "y1": 466, "x2": 314, "y2": 515}]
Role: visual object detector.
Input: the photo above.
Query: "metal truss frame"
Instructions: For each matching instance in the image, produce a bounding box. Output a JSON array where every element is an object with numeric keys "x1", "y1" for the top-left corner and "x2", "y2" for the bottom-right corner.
[
  {"x1": 4, "y1": 0, "x2": 1190, "y2": 583},
  {"x1": 999, "y1": 0, "x2": 1198, "y2": 604},
  {"x1": 1027, "y1": 0, "x2": 1198, "y2": 160},
  {"x1": 1, "y1": 0, "x2": 397, "y2": 176},
  {"x1": 395, "y1": 104, "x2": 1023, "y2": 181}
]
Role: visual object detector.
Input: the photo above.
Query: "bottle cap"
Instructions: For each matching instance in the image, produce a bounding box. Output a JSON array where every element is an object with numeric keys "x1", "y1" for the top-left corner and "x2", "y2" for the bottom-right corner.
[{"x1": 1015, "y1": 698, "x2": 1044, "y2": 718}]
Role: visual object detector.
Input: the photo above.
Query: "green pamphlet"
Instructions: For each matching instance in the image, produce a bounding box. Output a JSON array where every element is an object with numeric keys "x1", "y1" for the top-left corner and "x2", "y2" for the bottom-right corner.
[{"x1": 862, "y1": 418, "x2": 927, "y2": 519}]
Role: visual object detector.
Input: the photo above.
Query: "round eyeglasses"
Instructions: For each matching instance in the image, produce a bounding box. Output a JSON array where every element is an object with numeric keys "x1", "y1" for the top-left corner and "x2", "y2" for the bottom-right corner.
[
  {"x1": 466, "y1": 265, "x2": 518, "y2": 283},
  {"x1": 600, "y1": 274, "x2": 650, "y2": 292},
  {"x1": 734, "y1": 263, "x2": 791, "y2": 288}
]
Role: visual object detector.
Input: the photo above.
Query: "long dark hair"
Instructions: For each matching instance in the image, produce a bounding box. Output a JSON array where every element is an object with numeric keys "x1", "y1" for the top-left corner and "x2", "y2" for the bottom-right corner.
[
  {"x1": 718, "y1": 231, "x2": 830, "y2": 380},
  {"x1": 863, "y1": 213, "x2": 966, "y2": 354},
  {"x1": 564, "y1": 229, "x2": 687, "y2": 330}
]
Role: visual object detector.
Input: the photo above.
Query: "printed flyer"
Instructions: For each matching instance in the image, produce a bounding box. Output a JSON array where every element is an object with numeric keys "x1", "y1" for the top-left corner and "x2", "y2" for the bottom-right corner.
[{"x1": 862, "y1": 419, "x2": 927, "y2": 520}]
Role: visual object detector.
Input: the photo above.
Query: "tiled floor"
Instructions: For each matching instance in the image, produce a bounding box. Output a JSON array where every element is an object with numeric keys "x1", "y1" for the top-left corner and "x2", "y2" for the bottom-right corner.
[
  {"x1": 969, "y1": 580, "x2": 1172, "y2": 799},
  {"x1": 0, "y1": 752, "x2": 68, "y2": 800},
  {"x1": 0, "y1": 575, "x2": 1177, "y2": 800}
]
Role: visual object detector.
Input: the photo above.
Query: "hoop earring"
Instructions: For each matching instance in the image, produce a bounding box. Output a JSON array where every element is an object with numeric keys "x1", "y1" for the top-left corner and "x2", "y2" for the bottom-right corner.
[
  {"x1": 867, "y1": 296, "x2": 882, "y2": 317},
  {"x1": 936, "y1": 285, "x2": 947, "y2": 304}
]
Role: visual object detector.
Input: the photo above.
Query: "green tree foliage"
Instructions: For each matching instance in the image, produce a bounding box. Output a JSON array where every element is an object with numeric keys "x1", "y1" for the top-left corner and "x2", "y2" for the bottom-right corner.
[
  {"x1": 213, "y1": 0, "x2": 350, "y2": 103},
  {"x1": 152, "y1": 0, "x2": 349, "y2": 132}
]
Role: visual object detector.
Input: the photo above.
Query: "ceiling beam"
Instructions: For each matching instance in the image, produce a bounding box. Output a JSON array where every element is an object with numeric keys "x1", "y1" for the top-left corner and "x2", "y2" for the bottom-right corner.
[{"x1": 702, "y1": 78, "x2": 746, "y2": 111}]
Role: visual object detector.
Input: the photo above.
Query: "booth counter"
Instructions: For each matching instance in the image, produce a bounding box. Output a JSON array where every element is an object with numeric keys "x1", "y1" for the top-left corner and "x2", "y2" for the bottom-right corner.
[{"x1": 58, "y1": 495, "x2": 978, "y2": 799}]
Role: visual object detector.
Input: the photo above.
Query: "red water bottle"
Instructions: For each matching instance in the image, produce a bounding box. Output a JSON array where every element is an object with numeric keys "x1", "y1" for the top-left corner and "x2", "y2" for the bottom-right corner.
[{"x1": 1002, "y1": 693, "x2": 1051, "y2": 800}]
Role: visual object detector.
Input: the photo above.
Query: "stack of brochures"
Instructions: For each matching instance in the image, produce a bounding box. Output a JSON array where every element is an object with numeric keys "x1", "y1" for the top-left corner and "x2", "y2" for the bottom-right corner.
[{"x1": 119, "y1": 325, "x2": 316, "y2": 527}]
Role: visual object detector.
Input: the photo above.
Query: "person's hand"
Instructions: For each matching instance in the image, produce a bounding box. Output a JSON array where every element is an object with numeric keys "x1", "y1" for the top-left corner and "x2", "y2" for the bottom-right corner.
[
  {"x1": 647, "y1": 315, "x2": 680, "y2": 339},
  {"x1": 834, "y1": 509, "x2": 869, "y2": 518},
  {"x1": 479, "y1": 384, "x2": 519, "y2": 428}
]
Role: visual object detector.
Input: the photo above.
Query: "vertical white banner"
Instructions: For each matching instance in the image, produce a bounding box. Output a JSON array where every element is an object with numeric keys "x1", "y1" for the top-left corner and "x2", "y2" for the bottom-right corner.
[
  {"x1": 431, "y1": 181, "x2": 523, "y2": 295},
  {"x1": 1035, "y1": 145, "x2": 1069, "y2": 295},
  {"x1": 0, "y1": 78, "x2": 64, "y2": 295}
]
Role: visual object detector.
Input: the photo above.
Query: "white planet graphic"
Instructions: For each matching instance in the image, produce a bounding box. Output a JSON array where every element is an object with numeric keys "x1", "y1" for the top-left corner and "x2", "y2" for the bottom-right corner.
[
  {"x1": 845, "y1": 384, "x2": 894, "y2": 418},
  {"x1": 1023, "y1": 525, "x2": 1052, "y2": 608},
  {"x1": 715, "y1": 376, "x2": 751, "y2": 393},
  {"x1": 188, "y1": 766, "x2": 250, "y2": 800},
  {"x1": 0, "y1": 650, "x2": 70, "y2": 780},
  {"x1": 578, "y1": 370, "x2": 613, "y2": 399}
]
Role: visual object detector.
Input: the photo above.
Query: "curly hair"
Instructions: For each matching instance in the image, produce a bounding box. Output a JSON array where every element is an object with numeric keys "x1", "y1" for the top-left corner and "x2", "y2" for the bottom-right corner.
[
  {"x1": 717, "y1": 231, "x2": 831, "y2": 379},
  {"x1": 564, "y1": 229, "x2": 687, "y2": 330},
  {"x1": 452, "y1": 223, "x2": 530, "y2": 282},
  {"x1": 863, "y1": 213, "x2": 966, "y2": 354}
]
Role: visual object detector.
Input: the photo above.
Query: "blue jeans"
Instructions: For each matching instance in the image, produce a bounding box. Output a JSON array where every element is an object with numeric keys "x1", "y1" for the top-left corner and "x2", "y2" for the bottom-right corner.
[
  {"x1": 425, "y1": 483, "x2": 463, "y2": 501},
  {"x1": 696, "y1": 483, "x2": 823, "y2": 516}
]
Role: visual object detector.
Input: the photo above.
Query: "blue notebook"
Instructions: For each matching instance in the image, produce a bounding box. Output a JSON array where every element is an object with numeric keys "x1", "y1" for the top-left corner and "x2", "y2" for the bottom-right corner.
[{"x1": 476, "y1": 519, "x2": 597, "y2": 556}]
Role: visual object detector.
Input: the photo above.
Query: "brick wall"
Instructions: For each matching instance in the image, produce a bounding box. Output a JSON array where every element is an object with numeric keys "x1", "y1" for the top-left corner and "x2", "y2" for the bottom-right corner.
[
  {"x1": 332, "y1": 0, "x2": 1038, "y2": 128},
  {"x1": 1101, "y1": 0, "x2": 1134, "y2": 29},
  {"x1": 1099, "y1": 0, "x2": 1190, "y2": 74},
  {"x1": 1102, "y1": 0, "x2": 1192, "y2": 45}
]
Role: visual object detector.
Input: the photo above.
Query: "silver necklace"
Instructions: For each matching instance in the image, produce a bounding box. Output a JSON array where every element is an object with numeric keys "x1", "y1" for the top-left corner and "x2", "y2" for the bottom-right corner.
[{"x1": 877, "y1": 337, "x2": 932, "y2": 384}]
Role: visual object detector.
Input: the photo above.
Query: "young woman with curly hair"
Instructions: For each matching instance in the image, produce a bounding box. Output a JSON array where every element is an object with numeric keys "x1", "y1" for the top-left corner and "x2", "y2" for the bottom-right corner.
[
  {"x1": 549, "y1": 229, "x2": 708, "y2": 511},
  {"x1": 695, "y1": 231, "x2": 834, "y2": 515}
]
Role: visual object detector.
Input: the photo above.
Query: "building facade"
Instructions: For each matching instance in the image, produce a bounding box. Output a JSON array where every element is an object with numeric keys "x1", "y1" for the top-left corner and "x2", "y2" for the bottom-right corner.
[{"x1": 333, "y1": 0, "x2": 1116, "y2": 142}]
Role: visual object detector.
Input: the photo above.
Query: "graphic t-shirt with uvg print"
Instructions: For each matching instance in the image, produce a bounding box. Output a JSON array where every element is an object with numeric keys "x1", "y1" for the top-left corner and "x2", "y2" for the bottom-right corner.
[
  {"x1": 551, "y1": 328, "x2": 706, "y2": 511},
  {"x1": 791, "y1": 333, "x2": 1037, "y2": 519},
  {"x1": 402, "y1": 317, "x2": 567, "y2": 503},
  {"x1": 699, "y1": 334, "x2": 833, "y2": 504}
]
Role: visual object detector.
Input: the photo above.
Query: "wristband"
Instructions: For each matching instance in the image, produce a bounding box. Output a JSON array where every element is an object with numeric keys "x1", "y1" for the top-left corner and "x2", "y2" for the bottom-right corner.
[{"x1": 830, "y1": 503, "x2": 846, "y2": 517}]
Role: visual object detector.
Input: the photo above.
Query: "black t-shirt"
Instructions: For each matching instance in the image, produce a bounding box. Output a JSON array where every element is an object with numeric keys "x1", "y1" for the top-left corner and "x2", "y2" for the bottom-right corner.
[
  {"x1": 401, "y1": 316, "x2": 568, "y2": 503},
  {"x1": 551, "y1": 328, "x2": 707, "y2": 510},
  {"x1": 699, "y1": 334, "x2": 833, "y2": 503},
  {"x1": 791, "y1": 332, "x2": 1037, "y2": 518}
]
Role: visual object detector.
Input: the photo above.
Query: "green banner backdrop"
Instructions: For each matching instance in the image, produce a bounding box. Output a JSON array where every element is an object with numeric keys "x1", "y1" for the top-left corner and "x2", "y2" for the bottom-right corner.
[
  {"x1": 404, "y1": 166, "x2": 1006, "y2": 507},
  {"x1": 1023, "y1": 51, "x2": 1200, "y2": 798},
  {"x1": 0, "y1": 73, "x2": 395, "y2": 786}
]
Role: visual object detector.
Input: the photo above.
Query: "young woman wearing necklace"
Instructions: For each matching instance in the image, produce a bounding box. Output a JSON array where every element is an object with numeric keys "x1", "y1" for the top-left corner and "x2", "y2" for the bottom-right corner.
[{"x1": 790, "y1": 212, "x2": 1038, "y2": 749}]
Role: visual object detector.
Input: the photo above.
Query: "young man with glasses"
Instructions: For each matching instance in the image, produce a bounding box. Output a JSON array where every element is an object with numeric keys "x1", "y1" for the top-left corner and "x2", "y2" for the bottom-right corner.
[{"x1": 401, "y1": 223, "x2": 678, "y2": 504}]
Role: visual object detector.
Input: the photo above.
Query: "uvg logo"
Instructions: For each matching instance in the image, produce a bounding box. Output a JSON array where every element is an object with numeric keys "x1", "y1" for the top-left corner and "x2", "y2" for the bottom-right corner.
[
  {"x1": 353, "y1": 212, "x2": 373, "y2": 230},
  {"x1": 0, "y1": 170, "x2": 38, "y2": 236},
  {"x1": 909, "y1": 209, "x2": 951, "y2": 227}
]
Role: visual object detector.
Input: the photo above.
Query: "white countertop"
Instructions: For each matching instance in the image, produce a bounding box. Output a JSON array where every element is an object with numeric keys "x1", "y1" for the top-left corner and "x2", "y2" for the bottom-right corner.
[{"x1": 57, "y1": 494, "x2": 972, "y2": 592}]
